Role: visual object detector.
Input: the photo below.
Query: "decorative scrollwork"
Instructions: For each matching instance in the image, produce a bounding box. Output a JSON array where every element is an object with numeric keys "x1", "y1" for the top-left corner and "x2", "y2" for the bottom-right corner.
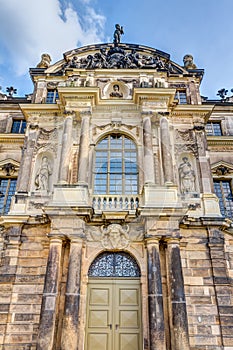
[
  {"x1": 62, "y1": 44, "x2": 183, "y2": 73},
  {"x1": 88, "y1": 251, "x2": 140, "y2": 277}
]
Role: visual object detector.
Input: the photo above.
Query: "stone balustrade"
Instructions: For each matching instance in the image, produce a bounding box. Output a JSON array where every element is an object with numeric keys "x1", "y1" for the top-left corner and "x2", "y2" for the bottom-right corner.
[{"x1": 92, "y1": 195, "x2": 139, "y2": 211}]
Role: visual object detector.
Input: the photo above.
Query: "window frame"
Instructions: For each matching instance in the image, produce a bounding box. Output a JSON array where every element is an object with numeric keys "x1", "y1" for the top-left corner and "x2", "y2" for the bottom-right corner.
[
  {"x1": 46, "y1": 89, "x2": 59, "y2": 104},
  {"x1": 205, "y1": 122, "x2": 222, "y2": 136},
  {"x1": 213, "y1": 179, "x2": 233, "y2": 219},
  {"x1": 11, "y1": 119, "x2": 27, "y2": 134},
  {"x1": 93, "y1": 134, "x2": 138, "y2": 195},
  {"x1": 175, "y1": 90, "x2": 187, "y2": 104},
  {"x1": 0, "y1": 177, "x2": 17, "y2": 214}
]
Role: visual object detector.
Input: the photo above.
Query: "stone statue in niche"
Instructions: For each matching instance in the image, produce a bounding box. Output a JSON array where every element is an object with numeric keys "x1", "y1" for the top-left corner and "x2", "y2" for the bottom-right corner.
[
  {"x1": 110, "y1": 84, "x2": 123, "y2": 98},
  {"x1": 101, "y1": 224, "x2": 129, "y2": 249},
  {"x1": 35, "y1": 156, "x2": 52, "y2": 191},
  {"x1": 178, "y1": 157, "x2": 196, "y2": 194},
  {"x1": 113, "y1": 24, "x2": 124, "y2": 45}
]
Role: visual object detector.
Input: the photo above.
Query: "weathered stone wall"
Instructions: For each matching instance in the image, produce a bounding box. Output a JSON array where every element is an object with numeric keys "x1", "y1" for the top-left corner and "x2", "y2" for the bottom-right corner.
[
  {"x1": 181, "y1": 227, "x2": 233, "y2": 349},
  {"x1": 0, "y1": 224, "x2": 50, "y2": 350}
]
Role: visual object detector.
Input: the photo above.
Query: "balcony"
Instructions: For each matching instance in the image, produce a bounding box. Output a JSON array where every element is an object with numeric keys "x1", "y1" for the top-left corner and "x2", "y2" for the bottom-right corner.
[{"x1": 92, "y1": 195, "x2": 139, "y2": 214}]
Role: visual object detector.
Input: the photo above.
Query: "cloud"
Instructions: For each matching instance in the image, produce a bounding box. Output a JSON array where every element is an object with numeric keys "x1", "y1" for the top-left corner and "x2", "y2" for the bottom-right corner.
[{"x1": 0, "y1": 0, "x2": 106, "y2": 75}]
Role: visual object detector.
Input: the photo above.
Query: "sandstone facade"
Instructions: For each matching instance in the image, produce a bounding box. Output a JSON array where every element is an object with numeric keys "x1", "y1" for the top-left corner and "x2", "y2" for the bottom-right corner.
[{"x1": 0, "y1": 42, "x2": 233, "y2": 350}]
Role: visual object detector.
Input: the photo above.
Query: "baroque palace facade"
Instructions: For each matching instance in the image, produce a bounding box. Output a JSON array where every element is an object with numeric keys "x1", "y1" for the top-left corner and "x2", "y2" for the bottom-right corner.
[{"x1": 0, "y1": 33, "x2": 233, "y2": 350}]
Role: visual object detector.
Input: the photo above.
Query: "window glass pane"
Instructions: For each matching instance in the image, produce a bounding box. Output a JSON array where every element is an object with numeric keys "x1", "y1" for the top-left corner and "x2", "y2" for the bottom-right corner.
[
  {"x1": 46, "y1": 90, "x2": 58, "y2": 104},
  {"x1": 214, "y1": 180, "x2": 233, "y2": 218},
  {"x1": 94, "y1": 134, "x2": 138, "y2": 194},
  {"x1": 206, "y1": 122, "x2": 222, "y2": 136},
  {"x1": 11, "y1": 120, "x2": 26, "y2": 134},
  {"x1": 0, "y1": 178, "x2": 17, "y2": 214}
]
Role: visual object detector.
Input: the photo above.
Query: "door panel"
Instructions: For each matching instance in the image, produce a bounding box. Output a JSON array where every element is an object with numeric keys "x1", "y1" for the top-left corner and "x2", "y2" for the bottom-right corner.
[
  {"x1": 86, "y1": 284, "x2": 112, "y2": 350},
  {"x1": 85, "y1": 279, "x2": 142, "y2": 350}
]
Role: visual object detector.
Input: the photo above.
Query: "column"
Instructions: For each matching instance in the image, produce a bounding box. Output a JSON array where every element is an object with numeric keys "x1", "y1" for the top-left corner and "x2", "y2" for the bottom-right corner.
[
  {"x1": 143, "y1": 113, "x2": 155, "y2": 184},
  {"x1": 160, "y1": 116, "x2": 174, "y2": 184},
  {"x1": 37, "y1": 236, "x2": 64, "y2": 350},
  {"x1": 194, "y1": 125, "x2": 213, "y2": 193},
  {"x1": 77, "y1": 112, "x2": 90, "y2": 183},
  {"x1": 16, "y1": 129, "x2": 38, "y2": 193},
  {"x1": 58, "y1": 114, "x2": 73, "y2": 183},
  {"x1": 61, "y1": 236, "x2": 83, "y2": 350},
  {"x1": 147, "y1": 237, "x2": 166, "y2": 350},
  {"x1": 166, "y1": 238, "x2": 190, "y2": 350}
]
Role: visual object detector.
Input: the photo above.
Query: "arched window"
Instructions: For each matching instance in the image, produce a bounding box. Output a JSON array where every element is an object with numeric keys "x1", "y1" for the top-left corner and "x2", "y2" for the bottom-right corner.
[
  {"x1": 88, "y1": 251, "x2": 141, "y2": 277},
  {"x1": 94, "y1": 134, "x2": 138, "y2": 195}
]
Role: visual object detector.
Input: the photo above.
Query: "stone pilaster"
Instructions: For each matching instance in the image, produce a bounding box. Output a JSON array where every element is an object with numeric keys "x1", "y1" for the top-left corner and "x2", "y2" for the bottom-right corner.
[
  {"x1": 194, "y1": 125, "x2": 213, "y2": 193},
  {"x1": 194, "y1": 123, "x2": 221, "y2": 216},
  {"x1": 77, "y1": 112, "x2": 90, "y2": 184},
  {"x1": 58, "y1": 113, "x2": 73, "y2": 183},
  {"x1": 37, "y1": 235, "x2": 64, "y2": 350},
  {"x1": 142, "y1": 113, "x2": 155, "y2": 184},
  {"x1": 160, "y1": 116, "x2": 174, "y2": 184},
  {"x1": 146, "y1": 237, "x2": 166, "y2": 350},
  {"x1": 16, "y1": 131, "x2": 38, "y2": 193},
  {"x1": 166, "y1": 238, "x2": 190, "y2": 350},
  {"x1": 61, "y1": 235, "x2": 83, "y2": 350}
]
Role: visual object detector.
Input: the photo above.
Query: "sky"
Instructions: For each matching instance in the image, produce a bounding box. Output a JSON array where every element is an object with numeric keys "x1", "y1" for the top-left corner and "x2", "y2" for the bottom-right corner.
[{"x1": 0, "y1": 0, "x2": 233, "y2": 99}]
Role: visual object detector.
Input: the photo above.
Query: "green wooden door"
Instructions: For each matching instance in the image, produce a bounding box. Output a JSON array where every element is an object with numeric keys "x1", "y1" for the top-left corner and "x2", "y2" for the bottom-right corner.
[{"x1": 85, "y1": 279, "x2": 142, "y2": 350}]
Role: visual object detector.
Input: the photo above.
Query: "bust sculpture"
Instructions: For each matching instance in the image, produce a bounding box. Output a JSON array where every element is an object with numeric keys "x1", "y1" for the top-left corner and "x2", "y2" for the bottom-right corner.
[{"x1": 110, "y1": 84, "x2": 123, "y2": 98}]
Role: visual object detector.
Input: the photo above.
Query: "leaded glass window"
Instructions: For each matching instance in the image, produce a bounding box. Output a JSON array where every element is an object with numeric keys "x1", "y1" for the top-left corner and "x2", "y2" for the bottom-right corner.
[
  {"x1": 214, "y1": 180, "x2": 233, "y2": 218},
  {"x1": 94, "y1": 134, "x2": 138, "y2": 195},
  {"x1": 0, "y1": 178, "x2": 17, "y2": 214},
  {"x1": 88, "y1": 252, "x2": 140, "y2": 277}
]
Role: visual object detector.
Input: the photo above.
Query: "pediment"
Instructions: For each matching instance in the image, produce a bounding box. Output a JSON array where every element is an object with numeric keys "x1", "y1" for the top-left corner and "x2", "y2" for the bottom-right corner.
[
  {"x1": 0, "y1": 159, "x2": 20, "y2": 177},
  {"x1": 211, "y1": 161, "x2": 233, "y2": 175},
  {"x1": 44, "y1": 43, "x2": 190, "y2": 75}
]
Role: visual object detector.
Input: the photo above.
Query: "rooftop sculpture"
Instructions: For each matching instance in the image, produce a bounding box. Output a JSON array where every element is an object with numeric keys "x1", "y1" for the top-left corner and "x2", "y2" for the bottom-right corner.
[{"x1": 113, "y1": 24, "x2": 124, "y2": 46}]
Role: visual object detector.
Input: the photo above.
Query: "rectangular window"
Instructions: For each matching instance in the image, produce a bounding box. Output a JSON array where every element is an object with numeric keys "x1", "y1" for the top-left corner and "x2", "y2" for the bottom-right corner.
[
  {"x1": 206, "y1": 122, "x2": 222, "y2": 136},
  {"x1": 46, "y1": 90, "x2": 59, "y2": 104},
  {"x1": 11, "y1": 120, "x2": 26, "y2": 134},
  {"x1": 214, "y1": 180, "x2": 233, "y2": 218},
  {"x1": 175, "y1": 90, "x2": 187, "y2": 104},
  {"x1": 0, "y1": 178, "x2": 17, "y2": 214}
]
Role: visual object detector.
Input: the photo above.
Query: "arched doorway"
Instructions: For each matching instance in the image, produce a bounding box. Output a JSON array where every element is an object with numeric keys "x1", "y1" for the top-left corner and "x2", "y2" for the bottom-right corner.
[{"x1": 85, "y1": 252, "x2": 142, "y2": 350}]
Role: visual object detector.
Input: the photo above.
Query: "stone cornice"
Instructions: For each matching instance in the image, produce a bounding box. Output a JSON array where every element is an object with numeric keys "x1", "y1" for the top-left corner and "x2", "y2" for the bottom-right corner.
[
  {"x1": 207, "y1": 136, "x2": 233, "y2": 147},
  {"x1": 133, "y1": 88, "x2": 176, "y2": 106},
  {"x1": 0, "y1": 134, "x2": 25, "y2": 143},
  {"x1": 171, "y1": 104, "x2": 214, "y2": 119},
  {"x1": 20, "y1": 103, "x2": 60, "y2": 120}
]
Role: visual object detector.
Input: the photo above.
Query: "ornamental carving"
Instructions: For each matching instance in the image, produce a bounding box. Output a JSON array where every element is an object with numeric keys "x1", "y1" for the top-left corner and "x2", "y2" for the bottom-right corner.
[
  {"x1": 62, "y1": 44, "x2": 184, "y2": 73},
  {"x1": 100, "y1": 224, "x2": 130, "y2": 250},
  {"x1": 175, "y1": 129, "x2": 198, "y2": 157},
  {"x1": 88, "y1": 252, "x2": 140, "y2": 277},
  {"x1": 92, "y1": 122, "x2": 140, "y2": 141}
]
